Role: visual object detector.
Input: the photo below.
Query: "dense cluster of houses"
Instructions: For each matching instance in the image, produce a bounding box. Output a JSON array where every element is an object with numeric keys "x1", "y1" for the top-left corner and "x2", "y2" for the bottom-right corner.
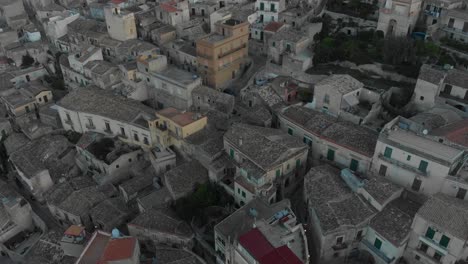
[{"x1": 0, "y1": 0, "x2": 467, "y2": 263}]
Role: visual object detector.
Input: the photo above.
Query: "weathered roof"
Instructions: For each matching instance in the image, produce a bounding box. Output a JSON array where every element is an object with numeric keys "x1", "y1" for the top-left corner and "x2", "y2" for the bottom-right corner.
[
  {"x1": 215, "y1": 198, "x2": 291, "y2": 242},
  {"x1": 417, "y1": 193, "x2": 468, "y2": 240},
  {"x1": 370, "y1": 198, "x2": 414, "y2": 246},
  {"x1": 417, "y1": 64, "x2": 446, "y2": 85},
  {"x1": 264, "y1": 22, "x2": 284, "y2": 32},
  {"x1": 89, "y1": 198, "x2": 128, "y2": 231},
  {"x1": 154, "y1": 247, "x2": 204, "y2": 264},
  {"x1": 315, "y1": 74, "x2": 364, "y2": 94},
  {"x1": 3, "y1": 132, "x2": 29, "y2": 155},
  {"x1": 57, "y1": 86, "x2": 155, "y2": 124},
  {"x1": 129, "y1": 209, "x2": 192, "y2": 238},
  {"x1": 321, "y1": 121, "x2": 378, "y2": 157},
  {"x1": 56, "y1": 186, "x2": 107, "y2": 217},
  {"x1": 164, "y1": 160, "x2": 209, "y2": 200},
  {"x1": 431, "y1": 119, "x2": 468, "y2": 147},
  {"x1": 224, "y1": 123, "x2": 307, "y2": 170},
  {"x1": 363, "y1": 174, "x2": 402, "y2": 205},
  {"x1": 280, "y1": 106, "x2": 378, "y2": 157},
  {"x1": 157, "y1": 107, "x2": 205, "y2": 127},
  {"x1": 445, "y1": 68, "x2": 468, "y2": 89},
  {"x1": 9, "y1": 135, "x2": 70, "y2": 178},
  {"x1": 303, "y1": 165, "x2": 375, "y2": 233},
  {"x1": 99, "y1": 237, "x2": 137, "y2": 262}
]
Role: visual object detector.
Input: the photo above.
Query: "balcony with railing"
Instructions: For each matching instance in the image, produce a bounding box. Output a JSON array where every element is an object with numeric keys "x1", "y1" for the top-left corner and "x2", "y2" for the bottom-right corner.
[
  {"x1": 442, "y1": 25, "x2": 468, "y2": 36},
  {"x1": 361, "y1": 239, "x2": 395, "y2": 264},
  {"x1": 378, "y1": 154, "x2": 428, "y2": 177}
]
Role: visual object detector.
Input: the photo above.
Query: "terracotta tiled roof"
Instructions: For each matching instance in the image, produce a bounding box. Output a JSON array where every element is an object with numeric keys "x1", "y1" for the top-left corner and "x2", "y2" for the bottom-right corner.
[
  {"x1": 160, "y1": 2, "x2": 179, "y2": 12},
  {"x1": 264, "y1": 22, "x2": 284, "y2": 32},
  {"x1": 99, "y1": 237, "x2": 137, "y2": 262},
  {"x1": 64, "y1": 225, "x2": 85, "y2": 237}
]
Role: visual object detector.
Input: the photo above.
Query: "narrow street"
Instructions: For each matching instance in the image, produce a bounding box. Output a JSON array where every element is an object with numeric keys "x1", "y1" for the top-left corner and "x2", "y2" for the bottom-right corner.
[{"x1": 226, "y1": 53, "x2": 267, "y2": 96}]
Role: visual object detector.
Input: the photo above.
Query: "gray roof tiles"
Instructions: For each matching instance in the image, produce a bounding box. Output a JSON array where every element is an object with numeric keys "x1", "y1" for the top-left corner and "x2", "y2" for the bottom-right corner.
[
  {"x1": 129, "y1": 209, "x2": 193, "y2": 238},
  {"x1": 417, "y1": 193, "x2": 468, "y2": 240},
  {"x1": 281, "y1": 106, "x2": 378, "y2": 156},
  {"x1": 224, "y1": 123, "x2": 307, "y2": 170},
  {"x1": 315, "y1": 74, "x2": 364, "y2": 94},
  {"x1": 57, "y1": 86, "x2": 155, "y2": 124},
  {"x1": 304, "y1": 165, "x2": 375, "y2": 233}
]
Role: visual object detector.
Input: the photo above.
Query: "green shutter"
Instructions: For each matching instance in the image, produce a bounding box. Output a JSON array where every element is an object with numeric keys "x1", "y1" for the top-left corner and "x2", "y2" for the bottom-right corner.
[
  {"x1": 425, "y1": 227, "x2": 435, "y2": 239},
  {"x1": 287, "y1": 127, "x2": 293, "y2": 135},
  {"x1": 350, "y1": 159, "x2": 359, "y2": 171},
  {"x1": 374, "y1": 238, "x2": 382, "y2": 250},
  {"x1": 276, "y1": 169, "x2": 281, "y2": 177},
  {"x1": 260, "y1": 2, "x2": 264, "y2": 10},
  {"x1": 327, "y1": 149, "x2": 335, "y2": 161},
  {"x1": 419, "y1": 160, "x2": 429, "y2": 173},
  {"x1": 384, "y1": 147, "x2": 393, "y2": 158},
  {"x1": 440, "y1": 235, "x2": 450, "y2": 248},
  {"x1": 230, "y1": 148, "x2": 234, "y2": 158},
  {"x1": 296, "y1": 159, "x2": 301, "y2": 168}
]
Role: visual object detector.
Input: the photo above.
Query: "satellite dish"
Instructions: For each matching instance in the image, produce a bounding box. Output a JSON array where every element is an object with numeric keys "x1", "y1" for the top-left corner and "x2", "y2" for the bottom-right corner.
[{"x1": 422, "y1": 129, "x2": 428, "y2": 135}]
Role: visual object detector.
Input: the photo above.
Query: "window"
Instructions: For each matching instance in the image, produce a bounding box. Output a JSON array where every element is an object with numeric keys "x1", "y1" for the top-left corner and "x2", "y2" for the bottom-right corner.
[
  {"x1": 327, "y1": 149, "x2": 335, "y2": 161},
  {"x1": 415, "y1": 255, "x2": 421, "y2": 260},
  {"x1": 128, "y1": 158, "x2": 132, "y2": 162},
  {"x1": 143, "y1": 137, "x2": 149, "y2": 145},
  {"x1": 336, "y1": 236, "x2": 344, "y2": 245},
  {"x1": 25, "y1": 106, "x2": 30, "y2": 113},
  {"x1": 374, "y1": 238, "x2": 382, "y2": 250},
  {"x1": 105, "y1": 122, "x2": 111, "y2": 132},
  {"x1": 418, "y1": 160, "x2": 428, "y2": 173},
  {"x1": 407, "y1": 155, "x2": 411, "y2": 161},
  {"x1": 241, "y1": 191, "x2": 246, "y2": 198},
  {"x1": 433, "y1": 252, "x2": 442, "y2": 261},
  {"x1": 237, "y1": 188, "x2": 240, "y2": 194},
  {"x1": 88, "y1": 118, "x2": 94, "y2": 127},
  {"x1": 296, "y1": 159, "x2": 301, "y2": 168},
  {"x1": 420, "y1": 96, "x2": 424, "y2": 101},
  {"x1": 120, "y1": 127, "x2": 126, "y2": 136},
  {"x1": 350, "y1": 159, "x2": 359, "y2": 171},
  {"x1": 276, "y1": 169, "x2": 281, "y2": 177},
  {"x1": 270, "y1": 3, "x2": 275, "y2": 11},
  {"x1": 439, "y1": 235, "x2": 450, "y2": 248},
  {"x1": 379, "y1": 165, "x2": 387, "y2": 176},
  {"x1": 272, "y1": 41, "x2": 275, "y2": 47},
  {"x1": 230, "y1": 148, "x2": 234, "y2": 158},
  {"x1": 260, "y1": 2, "x2": 264, "y2": 10},
  {"x1": 323, "y1": 94, "x2": 330, "y2": 104},
  {"x1": 384, "y1": 147, "x2": 392, "y2": 158},
  {"x1": 419, "y1": 242, "x2": 428, "y2": 253},
  {"x1": 457, "y1": 188, "x2": 467, "y2": 200},
  {"x1": 287, "y1": 127, "x2": 293, "y2": 135},
  {"x1": 425, "y1": 227, "x2": 435, "y2": 239},
  {"x1": 303, "y1": 136, "x2": 312, "y2": 147},
  {"x1": 412, "y1": 178, "x2": 422, "y2": 191},
  {"x1": 134, "y1": 133, "x2": 139, "y2": 142}
]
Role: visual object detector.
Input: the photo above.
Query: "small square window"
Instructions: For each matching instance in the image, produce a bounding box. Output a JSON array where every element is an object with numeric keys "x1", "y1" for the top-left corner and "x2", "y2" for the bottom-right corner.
[{"x1": 407, "y1": 155, "x2": 411, "y2": 161}]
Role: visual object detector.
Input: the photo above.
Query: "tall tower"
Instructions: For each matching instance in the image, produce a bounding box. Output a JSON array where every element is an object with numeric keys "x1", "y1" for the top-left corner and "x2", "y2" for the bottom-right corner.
[
  {"x1": 377, "y1": 0, "x2": 422, "y2": 36},
  {"x1": 104, "y1": 4, "x2": 137, "y2": 41}
]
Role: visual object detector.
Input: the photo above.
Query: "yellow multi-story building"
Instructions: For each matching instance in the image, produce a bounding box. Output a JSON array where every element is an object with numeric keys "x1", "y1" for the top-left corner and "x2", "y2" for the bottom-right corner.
[
  {"x1": 2, "y1": 83, "x2": 53, "y2": 118},
  {"x1": 196, "y1": 19, "x2": 249, "y2": 90},
  {"x1": 149, "y1": 107, "x2": 207, "y2": 148}
]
